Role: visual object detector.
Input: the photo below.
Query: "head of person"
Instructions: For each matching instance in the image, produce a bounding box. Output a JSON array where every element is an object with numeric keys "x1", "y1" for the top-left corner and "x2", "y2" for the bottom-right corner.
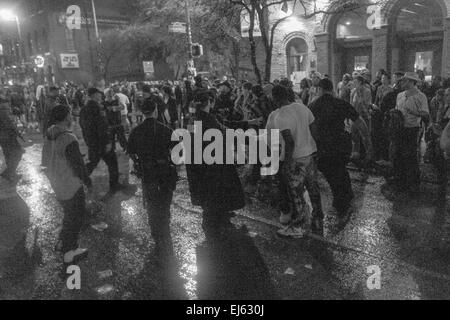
[
  {"x1": 416, "y1": 70, "x2": 425, "y2": 81},
  {"x1": 142, "y1": 85, "x2": 152, "y2": 99},
  {"x1": 88, "y1": 87, "x2": 103, "y2": 103},
  {"x1": 393, "y1": 71, "x2": 405, "y2": 85},
  {"x1": 218, "y1": 81, "x2": 232, "y2": 95},
  {"x1": 381, "y1": 74, "x2": 391, "y2": 86},
  {"x1": 193, "y1": 89, "x2": 215, "y2": 113},
  {"x1": 242, "y1": 82, "x2": 253, "y2": 95},
  {"x1": 401, "y1": 72, "x2": 420, "y2": 91},
  {"x1": 229, "y1": 78, "x2": 236, "y2": 87},
  {"x1": 355, "y1": 75, "x2": 365, "y2": 89},
  {"x1": 271, "y1": 85, "x2": 290, "y2": 108},
  {"x1": 352, "y1": 71, "x2": 360, "y2": 81},
  {"x1": 105, "y1": 88, "x2": 114, "y2": 101},
  {"x1": 376, "y1": 69, "x2": 387, "y2": 80},
  {"x1": 251, "y1": 85, "x2": 264, "y2": 99},
  {"x1": 342, "y1": 74, "x2": 352, "y2": 83},
  {"x1": 433, "y1": 75, "x2": 443, "y2": 87},
  {"x1": 162, "y1": 86, "x2": 172, "y2": 98},
  {"x1": 437, "y1": 88, "x2": 445, "y2": 104},
  {"x1": 279, "y1": 78, "x2": 291, "y2": 89},
  {"x1": 48, "y1": 86, "x2": 59, "y2": 98},
  {"x1": 141, "y1": 97, "x2": 158, "y2": 119},
  {"x1": 194, "y1": 75, "x2": 203, "y2": 88},
  {"x1": 97, "y1": 79, "x2": 106, "y2": 89},
  {"x1": 112, "y1": 84, "x2": 121, "y2": 94},
  {"x1": 51, "y1": 105, "x2": 72, "y2": 129},
  {"x1": 311, "y1": 72, "x2": 322, "y2": 86},
  {"x1": 317, "y1": 78, "x2": 334, "y2": 96},
  {"x1": 300, "y1": 78, "x2": 310, "y2": 89}
]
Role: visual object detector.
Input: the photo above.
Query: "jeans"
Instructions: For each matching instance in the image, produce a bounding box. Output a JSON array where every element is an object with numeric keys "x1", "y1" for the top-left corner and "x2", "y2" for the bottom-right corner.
[
  {"x1": 59, "y1": 188, "x2": 86, "y2": 253},
  {"x1": 318, "y1": 154, "x2": 354, "y2": 215},
  {"x1": 86, "y1": 147, "x2": 120, "y2": 189},
  {"x1": 110, "y1": 125, "x2": 128, "y2": 150},
  {"x1": 0, "y1": 135, "x2": 23, "y2": 176},
  {"x1": 392, "y1": 127, "x2": 420, "y2": 189},
  {"x1": 282, "y1": 155, "x2": 323, "y2": 229}
]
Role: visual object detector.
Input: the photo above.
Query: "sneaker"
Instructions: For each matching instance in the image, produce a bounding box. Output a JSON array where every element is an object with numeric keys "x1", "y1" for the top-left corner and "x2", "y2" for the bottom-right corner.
[
  {"x1": 91, "y1": 222, "x2": 109, "y2": 232},
  {"x1": 277, "y1": 226, "x2": 306, "y2": 239},
  {"x1": 279, "y1": 212, "x2": 293, "y2": 225},
  {"x1": 64, "y1": 248, "x2": 89, "y2": 264}
]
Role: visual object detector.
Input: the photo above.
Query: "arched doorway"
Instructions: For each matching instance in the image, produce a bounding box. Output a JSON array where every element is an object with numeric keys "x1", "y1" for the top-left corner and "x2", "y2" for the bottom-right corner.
[
  {"x1": 332, "y1": 4, "x2": 373, "y2": 80},
  {"x1": 286, "y1": 37, "x2": 308, "y2": 82},
  {"x1": 389, "y1": 0, "x2": 444, "y2": 79}
]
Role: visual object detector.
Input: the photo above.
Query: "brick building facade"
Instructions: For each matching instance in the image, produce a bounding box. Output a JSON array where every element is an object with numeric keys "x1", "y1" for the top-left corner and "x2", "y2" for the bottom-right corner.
[
  {"x1": 241, "y1": 0, "x2": 450, "y2": 86},
  {"x1": 0, "y1": 0, "x2": 141, "y2": 86}
]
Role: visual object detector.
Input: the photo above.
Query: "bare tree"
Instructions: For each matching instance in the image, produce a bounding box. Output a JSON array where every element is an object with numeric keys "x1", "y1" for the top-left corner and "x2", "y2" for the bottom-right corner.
[{"x1": 229, "y1": 0, "x2": 379, "y2": 84}]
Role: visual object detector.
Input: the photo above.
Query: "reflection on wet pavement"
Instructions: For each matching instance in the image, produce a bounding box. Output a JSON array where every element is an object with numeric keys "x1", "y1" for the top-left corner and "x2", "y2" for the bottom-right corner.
[{"x1": 2, "y1": 141, "x2": 450, "y2": 300}]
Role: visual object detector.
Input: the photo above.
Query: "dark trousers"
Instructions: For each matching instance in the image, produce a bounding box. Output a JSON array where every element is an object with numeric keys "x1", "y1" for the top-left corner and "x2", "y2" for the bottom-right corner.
[
  {"x1": 0, "y1": 136, "x2": 23, "y2": 176},
  {"x1": 318, "y1": 155, "x2": 354, "y2": 215},
  {"x1": 110, "y1": 125, "x2": 128, "y2": 150},
  {"x1": 392, "y1": 127, "x2": 420, "y2": 189},
  {"x1": 59, "y1": 188, "x2": 86, "y2": 253},
  {"x1": 144, "y1": 182, "x2": 174, "y2": 251},
  {"x1": 86, "y1": 147, "x2": 119, "y2": 188}
]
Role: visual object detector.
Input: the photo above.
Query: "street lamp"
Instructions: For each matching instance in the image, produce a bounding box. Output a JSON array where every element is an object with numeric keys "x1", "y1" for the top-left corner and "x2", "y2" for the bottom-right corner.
[{"x1": 0, "y1": 9, "x2": 23, "y2": 63}]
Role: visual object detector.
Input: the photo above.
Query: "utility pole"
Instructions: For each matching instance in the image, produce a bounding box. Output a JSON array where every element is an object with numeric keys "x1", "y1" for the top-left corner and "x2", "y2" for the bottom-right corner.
[{"x1": 185, "y1": 0, "x2": 195, "y2": 78}]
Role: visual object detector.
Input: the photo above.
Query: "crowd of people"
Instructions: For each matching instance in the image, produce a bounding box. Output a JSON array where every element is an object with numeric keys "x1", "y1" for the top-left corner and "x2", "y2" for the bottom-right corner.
[{"x1": 1, "y1": 66, "x2": 449, "y2": 265}]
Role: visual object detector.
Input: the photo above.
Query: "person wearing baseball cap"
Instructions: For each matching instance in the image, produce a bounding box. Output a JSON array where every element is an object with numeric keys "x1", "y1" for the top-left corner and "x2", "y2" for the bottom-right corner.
[{"x1": 393, "y1": 71, "x2": 430, "y2": 194}]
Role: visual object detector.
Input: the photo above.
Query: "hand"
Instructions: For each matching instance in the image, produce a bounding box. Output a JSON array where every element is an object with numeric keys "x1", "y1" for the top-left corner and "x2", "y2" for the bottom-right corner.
[{"x1": 248, "y1": 117, "x2": 263, "y2": 126}]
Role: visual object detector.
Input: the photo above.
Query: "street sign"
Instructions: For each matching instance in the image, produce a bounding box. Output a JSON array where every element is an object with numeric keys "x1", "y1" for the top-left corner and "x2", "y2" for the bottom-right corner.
[
  {"x1": 34, "y1": 55, "x2": 45, "y2": 68},
  {"x1": 169, "y1": 22, "x2": 187, "y2": 34},
  {"x1": 143, "y1": 61, "x2": 154, "y2": 73},
  {"x1": 66, "y1": 5, "x2": 81, "y2": 30},
  {"x1": 60, "y1": 53, "x2": 79, "y2": 68}
]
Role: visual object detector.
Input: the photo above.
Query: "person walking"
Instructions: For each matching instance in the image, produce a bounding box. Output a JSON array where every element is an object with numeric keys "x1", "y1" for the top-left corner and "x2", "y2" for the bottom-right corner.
[
  {"x1": 0, "y1": 88, "x2": 24, "y2": 182},
  {"x1": 79, "y1": 88, "x2": 125, "y2": 194},
  {"x1": 270, "y1": 85, "x2": 324, "y2": 237},
  {"x1": 310, "y1": 79, "x2": 372, "y2": 222},
  {"x1": 46, "y1": 105, "x2": 90, "y2": 264}
]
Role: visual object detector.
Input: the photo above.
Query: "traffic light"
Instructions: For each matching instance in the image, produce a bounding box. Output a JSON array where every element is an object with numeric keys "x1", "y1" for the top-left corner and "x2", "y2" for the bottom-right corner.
[{"x1": 191, "y1": 43, "x2": 203, "y2": 58}]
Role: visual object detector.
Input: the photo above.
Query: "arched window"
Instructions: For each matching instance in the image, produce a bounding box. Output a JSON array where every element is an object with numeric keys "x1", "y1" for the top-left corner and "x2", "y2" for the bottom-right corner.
[
  {"x1": 395, "y1": 0, "x2": 443, "y2": 34},
  {"x1": 286, "y1": 38, "x2": 308, "y2": 76},
  {"x1": 336, "y1": 6, "x2": 372, "y2": 40}
]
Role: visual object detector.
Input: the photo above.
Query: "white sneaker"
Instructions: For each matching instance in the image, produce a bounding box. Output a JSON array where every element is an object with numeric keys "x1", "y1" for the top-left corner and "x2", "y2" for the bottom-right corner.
[
  {"x1": 277, "y1": 226, "x2": 306, "y2": 239},
  {"x1": 64, "y1": 248, "x2": 88, "y2": 264},
  {"x1": 279, "y1": 212, "x2": 293, "y2": 225}
]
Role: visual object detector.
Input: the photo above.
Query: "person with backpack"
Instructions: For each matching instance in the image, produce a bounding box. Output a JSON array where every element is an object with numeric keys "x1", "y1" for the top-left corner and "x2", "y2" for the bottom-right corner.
[{"x1": 393, "y1": 72, "x2": 430, "y2": 194}]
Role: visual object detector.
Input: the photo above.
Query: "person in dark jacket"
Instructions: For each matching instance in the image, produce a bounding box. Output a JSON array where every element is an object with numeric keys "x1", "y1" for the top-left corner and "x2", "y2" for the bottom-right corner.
[
  {"x1": 162, "y1": 85, "x2": 179, "y2": 129},
  {"x1": 79, "y1": 88, "x2": 124, "y2": 194},
  {"x1": 214, "y1": 81, "x2": 235, "y2": 121},
  {"x1": 128, "y1": 97, "x2": 178, "y2": 261},
  {"x1": 0, "y1": 88, "x2": 24, "y2": 182},
  {"x1": 186, "y1": 89, "x2": 246, "y2": 236}
]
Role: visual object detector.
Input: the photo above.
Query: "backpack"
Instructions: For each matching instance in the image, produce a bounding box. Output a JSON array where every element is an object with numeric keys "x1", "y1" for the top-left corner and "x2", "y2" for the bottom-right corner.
[{"x1": 387, "y1": 109, "x2": 405, "y2": 141}]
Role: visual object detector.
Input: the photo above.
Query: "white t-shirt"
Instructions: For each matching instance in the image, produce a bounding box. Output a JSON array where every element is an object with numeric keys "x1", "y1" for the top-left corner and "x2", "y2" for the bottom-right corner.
[
  {"x1": 266, "y1": 108, "x2": 285, "y2": 161},
  {"x1": 272, "y1": 102, "x2": 317, "y2": 159},
  {"x1": 115, "y1": 93, "x2": 130, "y2": 116}
]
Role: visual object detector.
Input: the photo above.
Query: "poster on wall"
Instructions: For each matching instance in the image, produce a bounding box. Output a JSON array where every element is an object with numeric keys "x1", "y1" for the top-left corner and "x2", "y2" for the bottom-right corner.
[{"x1": 60, "y1": 53, "x2": 79, "y2": 69}]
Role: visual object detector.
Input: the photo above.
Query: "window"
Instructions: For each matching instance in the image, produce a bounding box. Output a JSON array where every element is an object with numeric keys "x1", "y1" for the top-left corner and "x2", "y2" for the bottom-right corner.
[
  {"x1": 336, "y1": 7, "x2": 372, "y2": 40},
  {"x1": 355, "y1": 56, "x2": 370, "y2": 71},
  {"x1": 286, "y1": 38, "x2": 308, "y2": 76},
  {"x1": 396, "y1": 0, "x2": 443, "y2": 34},
  {"x1": 415, "y1": 51, "x2": 433, "y2": 80}
]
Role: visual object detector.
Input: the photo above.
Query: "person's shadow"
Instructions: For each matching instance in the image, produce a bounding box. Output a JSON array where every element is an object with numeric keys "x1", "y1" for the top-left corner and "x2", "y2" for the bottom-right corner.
[{"x1": 196, "y1": 224, "x2": 278, "y2": 300}]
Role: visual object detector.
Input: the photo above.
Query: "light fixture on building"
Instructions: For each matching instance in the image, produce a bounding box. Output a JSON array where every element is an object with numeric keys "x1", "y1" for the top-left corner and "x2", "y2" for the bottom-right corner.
[{"x1": 346, "y1": 21, "x2": 351, "y2": 26}]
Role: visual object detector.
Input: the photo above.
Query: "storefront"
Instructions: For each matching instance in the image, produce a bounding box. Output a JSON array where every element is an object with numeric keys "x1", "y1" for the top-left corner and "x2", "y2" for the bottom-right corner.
[{"x1": 316, "y1": 0, "x2": 450, "y2": 84}]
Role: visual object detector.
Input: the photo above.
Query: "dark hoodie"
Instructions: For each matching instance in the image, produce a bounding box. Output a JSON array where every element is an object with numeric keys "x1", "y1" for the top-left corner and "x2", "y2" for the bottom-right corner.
[{"x1": 47, "y1": 125, "x2": 90, "y2": 201}]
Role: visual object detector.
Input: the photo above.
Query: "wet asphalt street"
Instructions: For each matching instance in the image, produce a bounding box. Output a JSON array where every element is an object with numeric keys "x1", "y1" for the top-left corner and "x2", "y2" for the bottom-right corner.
[{"x1": 2, "y1": 132, "x2": 450, "y2": 300}]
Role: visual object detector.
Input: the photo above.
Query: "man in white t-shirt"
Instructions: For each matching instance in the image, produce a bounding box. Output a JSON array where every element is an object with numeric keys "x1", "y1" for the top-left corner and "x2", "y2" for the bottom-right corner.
[
  {"x1": 268, "y1": 85, "x2": 323, "y2": 238},
  {"x1": 113, "y1": 84, "x2": 131, "y2": 132}
]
